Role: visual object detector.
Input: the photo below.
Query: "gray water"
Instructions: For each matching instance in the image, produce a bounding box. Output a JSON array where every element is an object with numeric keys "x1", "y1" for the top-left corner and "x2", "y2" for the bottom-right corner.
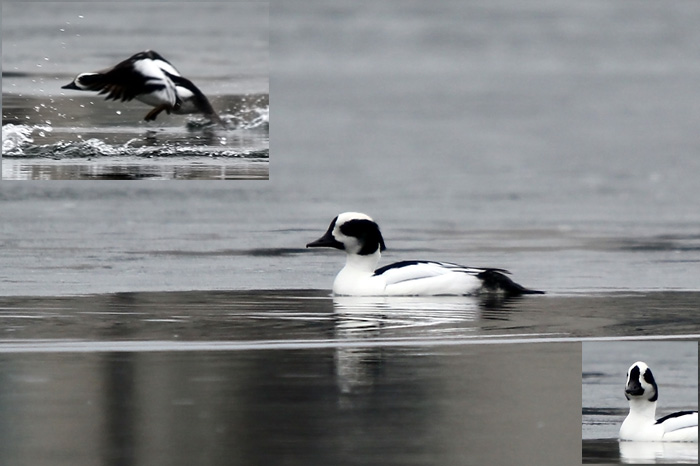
[
  {"x1": 1, "y1": 183, "x2": 697, "y2": 296},
  {"x1": 2, "y1": 1, "x2": 700, "y2": 465},
  {"x1": 0, "y1": 341, "x2": 578, "y2": 466},
  {"x1": 2, "y1": 2, "x2": 269, "y2": 180}
]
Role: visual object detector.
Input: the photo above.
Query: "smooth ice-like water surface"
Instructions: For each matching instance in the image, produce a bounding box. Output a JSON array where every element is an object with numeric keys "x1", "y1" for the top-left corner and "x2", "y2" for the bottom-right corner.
[
  {"x1": 0, "y1": 291, "x2": 698, "y2": 465},
  {"x1": 2, "y1": 289, "x2": 697, "y2": 466}
]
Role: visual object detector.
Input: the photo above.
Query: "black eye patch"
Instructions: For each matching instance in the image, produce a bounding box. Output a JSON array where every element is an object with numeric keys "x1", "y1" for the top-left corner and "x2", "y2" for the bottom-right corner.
[
  {"x1": 339, "y1": 219, "x2": 387, "y2": 255},
  {"x1": 642, "y1": 368, "x2": 658, "y2": 402}
]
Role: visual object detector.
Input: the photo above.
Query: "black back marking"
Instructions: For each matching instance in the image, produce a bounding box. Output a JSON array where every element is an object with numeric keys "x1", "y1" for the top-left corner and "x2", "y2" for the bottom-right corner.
[
  {"x1": 373, "y1": 260, "x2": 432, "y2": 276},
  {"x1": 655, "y1": 410, "x2": 698, "y2": 425}
]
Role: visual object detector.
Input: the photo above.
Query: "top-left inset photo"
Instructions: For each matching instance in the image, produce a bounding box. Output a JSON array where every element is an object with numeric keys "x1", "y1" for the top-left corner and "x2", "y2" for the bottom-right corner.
[{"x1": 2, "y1": 2, "x2": 269, "y2": 180}]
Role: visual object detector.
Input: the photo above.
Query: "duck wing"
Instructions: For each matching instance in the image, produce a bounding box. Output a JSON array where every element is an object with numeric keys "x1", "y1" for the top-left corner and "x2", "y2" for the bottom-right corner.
[
  {"x1": 657, "y1": 411, "x2": 698, "y2": 433},
  {"x1": 374, "y1": 260, "x2": 543, "y2": 296},
  {"x1": 79, "y1": 54, "x2": 177, "y2": 104},
  {"x1": 373, "y1": 261, "x2": 487, "y2": 285},
  {"x1": 165, "y1": 73, "x2": 223, "y2": 124}
]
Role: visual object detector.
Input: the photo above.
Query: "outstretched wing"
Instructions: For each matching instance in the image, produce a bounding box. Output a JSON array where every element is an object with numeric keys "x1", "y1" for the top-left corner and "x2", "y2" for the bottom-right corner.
[
  {"x1": 166, "y1": 72, "x2": 219, "y2": 120},
  {"x1": 81, "y1": 54, "x2": 177, "y2": 105}
]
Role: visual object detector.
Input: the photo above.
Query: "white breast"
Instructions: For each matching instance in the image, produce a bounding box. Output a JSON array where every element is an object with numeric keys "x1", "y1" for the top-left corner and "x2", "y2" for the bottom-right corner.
[{"x1": 332, "y1": 267, "x2": 386, "y2": 296}]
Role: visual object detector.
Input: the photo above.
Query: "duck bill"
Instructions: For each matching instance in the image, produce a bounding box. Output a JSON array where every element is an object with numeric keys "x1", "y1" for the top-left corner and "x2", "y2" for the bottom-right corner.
[
  {"x1": 625, "y1": 381, "x2": 644, "y2": 397},
  {"x1": 306, "y1": 233, "x2": 344, "y2": 250},
  {"x1": 61, "y1": 81, "x2": 80, "y2": 90}
]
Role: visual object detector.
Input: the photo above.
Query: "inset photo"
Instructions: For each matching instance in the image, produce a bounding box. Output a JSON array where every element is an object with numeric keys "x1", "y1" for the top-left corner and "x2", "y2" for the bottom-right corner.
[
  {"x1": 582, "y1": 341, "x2": 698, "y2": 464},
  {"x1": 2, "y1": 2, "x2": 269, "y2": 180}
]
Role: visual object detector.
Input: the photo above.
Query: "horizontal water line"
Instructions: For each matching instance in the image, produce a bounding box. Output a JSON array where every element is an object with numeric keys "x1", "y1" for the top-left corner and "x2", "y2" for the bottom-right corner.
[{"x1": 0, "y1": 334, "x2": 698, "y2": 353}]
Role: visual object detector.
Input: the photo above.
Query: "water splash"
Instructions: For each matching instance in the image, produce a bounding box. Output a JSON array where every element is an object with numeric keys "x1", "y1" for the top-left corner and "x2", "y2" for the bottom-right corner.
[
  {"x1": 2, "y1": 123, "x2": 52, "y2": 155},
  {"x1": 2, "y1": 123, "x2": 268, "y2": 159}
]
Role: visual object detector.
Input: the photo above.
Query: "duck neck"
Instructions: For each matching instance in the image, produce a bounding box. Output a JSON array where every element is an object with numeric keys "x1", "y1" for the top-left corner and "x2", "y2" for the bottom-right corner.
[
  {"x1": 344, "y1": 249, "x2": 381, "y2": 275},
  {"x1": 628, "y1": 398, "x2": 657, "y2": 420}
]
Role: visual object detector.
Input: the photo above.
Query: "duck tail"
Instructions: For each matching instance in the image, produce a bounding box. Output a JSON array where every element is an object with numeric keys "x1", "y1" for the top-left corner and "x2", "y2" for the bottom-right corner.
[{"x1": 477, "y1": 269, "x2": 544, "y2": 296}]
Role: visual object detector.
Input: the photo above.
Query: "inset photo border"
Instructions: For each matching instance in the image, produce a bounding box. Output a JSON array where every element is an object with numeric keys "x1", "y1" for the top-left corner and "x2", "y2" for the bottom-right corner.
[{"x1": 582, "y1": 340, "x2": 698, "y2": 464}]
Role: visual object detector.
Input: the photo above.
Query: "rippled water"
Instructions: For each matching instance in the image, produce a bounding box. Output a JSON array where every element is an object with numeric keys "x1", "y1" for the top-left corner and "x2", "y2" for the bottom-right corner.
[{"x1": 2, "y1": 290, "x2": 699, "y2": 343}]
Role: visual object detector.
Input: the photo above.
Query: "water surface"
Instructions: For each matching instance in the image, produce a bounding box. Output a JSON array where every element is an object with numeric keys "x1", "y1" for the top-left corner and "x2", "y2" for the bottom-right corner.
[
  {"x1": 8, "y1": 289, "x2": 696, "y2": 466},
  {"x1": 1, "y1": 290, "x2": 697, "y2": 465}
]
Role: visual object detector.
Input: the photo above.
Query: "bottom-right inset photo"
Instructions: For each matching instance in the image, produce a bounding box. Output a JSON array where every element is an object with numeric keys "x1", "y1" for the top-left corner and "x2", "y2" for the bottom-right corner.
[{"x1": 582, "y1": 340, "x2": 698, "y2": 464}]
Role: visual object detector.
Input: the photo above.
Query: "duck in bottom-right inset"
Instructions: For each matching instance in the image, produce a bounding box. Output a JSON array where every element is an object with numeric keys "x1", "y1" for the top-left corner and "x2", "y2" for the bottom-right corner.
[{"x1": 620, "y1": 360, "x2": 698, "y2": 442}]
